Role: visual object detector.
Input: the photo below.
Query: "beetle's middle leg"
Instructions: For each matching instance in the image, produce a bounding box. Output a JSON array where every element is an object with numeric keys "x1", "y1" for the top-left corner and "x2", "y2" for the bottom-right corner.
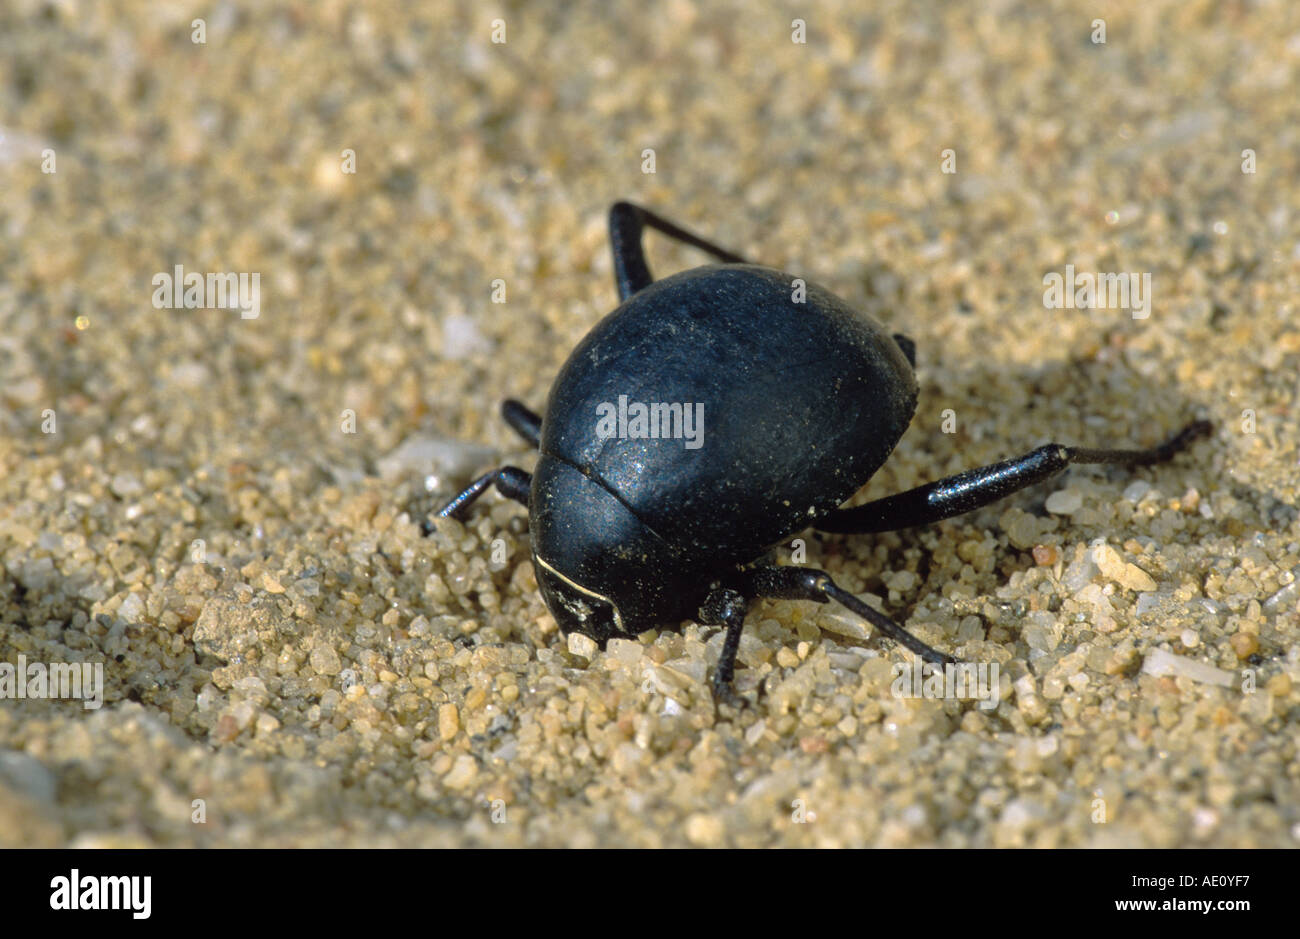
[
  {"x1": 815, "y1": 419, "x2": 1211, "y2": 534},
  {"x1": 608, "y1": 201, "x2": 749, "y2": 301}
]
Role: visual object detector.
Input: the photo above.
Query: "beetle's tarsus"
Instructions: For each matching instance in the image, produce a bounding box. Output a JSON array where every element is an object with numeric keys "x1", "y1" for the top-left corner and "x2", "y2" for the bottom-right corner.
[{"x1": 710, "y1": 676, "x2": 748, "y2": 712}]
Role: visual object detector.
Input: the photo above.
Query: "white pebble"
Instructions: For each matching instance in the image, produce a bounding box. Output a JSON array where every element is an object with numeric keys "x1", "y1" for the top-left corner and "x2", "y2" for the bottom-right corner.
[
  {"x1": 1122, "y1": 480, "x2": 1152, "y2": 502},
  {"x1": 118, "y1": 592, "x2": 146, "y2": 622},
  {"x1": 1140, "y1": 648, "x2": 1234, "y2": 687},
  {"x1": 1045, "y1": 489, "x2": 1082, "y2": 515},
  {"x1": 567, "y1": 632, "x2": 598, "y2": 661},
  {"x1": 442, "y1": 313, "x2": 490, "y2": 359},
  {"x1": 110, "y1": 473, "x2": 144, "y2": 497},
  {"x1": 1135, "y1": 592, "x2": 1162, "y2": 615}
]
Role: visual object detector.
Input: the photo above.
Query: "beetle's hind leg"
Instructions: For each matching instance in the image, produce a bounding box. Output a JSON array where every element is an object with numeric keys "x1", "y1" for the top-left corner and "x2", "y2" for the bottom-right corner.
[
  {"x1": 608, "y1": 202, "x2": 749, "y2": 301},
  {"x1": 816, "y1": 419, "x2": 1211, "y2": 534},
  {"x1": 427, "y1": 466, "x2": 531, "y2": 530},
  {"x1": 742, "y1": 565, "x2": 954, "y2": 666}
]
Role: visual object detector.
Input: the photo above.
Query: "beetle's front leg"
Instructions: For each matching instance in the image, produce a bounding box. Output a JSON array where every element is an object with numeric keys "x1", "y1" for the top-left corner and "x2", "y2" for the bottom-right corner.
[
  {"x1": 430, "y1": 465, "x2": 531, "y2": 526},
  {"x1": 699, "y1": 585, "x2": 750, "y2": 709},
  {"x1": 742, "y1": 565, "x2": 954, "y2": 666}
]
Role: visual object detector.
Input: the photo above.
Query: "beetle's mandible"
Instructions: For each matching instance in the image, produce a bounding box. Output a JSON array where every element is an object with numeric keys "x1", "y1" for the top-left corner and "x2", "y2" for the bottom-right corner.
[{"x1": 433, "y1": 201, "x2": 1211, "y2": 706}]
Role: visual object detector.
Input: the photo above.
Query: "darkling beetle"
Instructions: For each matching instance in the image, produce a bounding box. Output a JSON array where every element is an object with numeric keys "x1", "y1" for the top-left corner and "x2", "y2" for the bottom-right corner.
[{"x1": 434, "y1": 202, "x2": 1211, "y2": 706}]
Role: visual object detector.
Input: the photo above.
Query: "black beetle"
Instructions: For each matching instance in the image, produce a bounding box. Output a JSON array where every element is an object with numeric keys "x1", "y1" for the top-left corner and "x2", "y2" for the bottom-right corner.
[{"x1": 435, "y1": 202, "x2": 1210, "y2": 705}]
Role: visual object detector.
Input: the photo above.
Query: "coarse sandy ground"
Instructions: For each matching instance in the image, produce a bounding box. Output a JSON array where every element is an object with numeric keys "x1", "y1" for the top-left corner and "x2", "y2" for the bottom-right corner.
[{"x1": 0, "y1": 0, "x2": 1298, "y2": 848}]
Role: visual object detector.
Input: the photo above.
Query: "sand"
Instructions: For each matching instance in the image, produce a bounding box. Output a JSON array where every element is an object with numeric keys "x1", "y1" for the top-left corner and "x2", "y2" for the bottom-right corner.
[{"x1": 0, "y1": 0, "x2": 1297, "y2": 847}]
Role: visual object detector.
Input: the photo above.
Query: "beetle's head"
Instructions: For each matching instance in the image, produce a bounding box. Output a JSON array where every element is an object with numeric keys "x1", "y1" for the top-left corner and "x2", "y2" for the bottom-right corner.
[
  {"x1": 529, "y1": 456, "x2": 698, "y2": 643},
  {"x1": 532, "y1": 550, "x2": 626, "y2": 642}
]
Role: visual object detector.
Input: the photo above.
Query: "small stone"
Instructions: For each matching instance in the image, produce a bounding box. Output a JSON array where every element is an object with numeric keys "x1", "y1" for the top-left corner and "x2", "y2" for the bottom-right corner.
[
  {"x1": 1119, "y1": 565, "x2": 1157, "y2": 592},
  {"x1": 110, "y1": 473, "x2": 144, "y2": 498},
  {"x1": 1192, "y1": 807, "x2": 1218, "y2": 832},
  {"x1": 233, "y1": 675, "x2": 269, "y2": 704},
  {"x1": 0, "y1": 751, "x2": 56, "y2": 804},
  {"x1": 1094, "y1": 545, "x2": 1158, "y2": 592},
  {"x1": 1122, "y1": 480, "x2": 1152, "y2": 502},
  {"x1": 1229, "y1": 632, "x2": 1259, "y2": 659},
  {"x1": 442, "y1": 313, "x2": 490, "y2": 360},
  {"x1": 1135, "y1": 592, "x2": 1163, "y2": 616},
  {"x1": 1104, "y1": 648, "x2": 1140, "y2": 676},
  {"x1": 1032, "y1": 544, "x2": 1059, "y2": 566},
  {"x1": 377, "y1": 434, "x2": 494, "y2": 483},
  {"x1": 1022, "y1": 612, "x2": 1059, "y2": 652},
  {"x1": 685, "y1": 812, "x2": 726, "y2": 847},
  {"x1": 439, "y1": 703, "x2": 460, "y2": 741},
  {"x1": 261, "y1": 573, "x2": 285, "y2": 594},
  {"x1": 309, "y1": 643, "x2": 342, "y2": 676},
  {"x1": 214, "y1": 715, "x2": 239, "y2": 743},
  {"x1": 607, "y1": 638, "x2": 643, "y2": 666},
  {"x1": 443, "y1": 754, "x2": 478, "y2": 789},
  {"x1": 1045, "y1": 489, "x2": 1082, "y2": 514},
  {"x1": 1062, "y1": 551, "x2": 1100, "y2": 591},
  {"x1": 1141, "y1": 648, "x2": 1235, "y2": 687},
  {"x1": 193, "y1": 594, "x2": 287, "y2": 662},
  {"x1": 230, "y1": 700, "x2": 256, "y2": 729},
  {"x1": 661, "y1": 657, "x2": 706, "y2": 685},
  {"x1": 799, "y1": 734, "x2": 830, "y2": 754},
  {"x1": 118, "y1": 592, "x2": 146, "y2": 622},
  {"x1": 567, "y1": 633, "x2": 598, "y2": 660}
]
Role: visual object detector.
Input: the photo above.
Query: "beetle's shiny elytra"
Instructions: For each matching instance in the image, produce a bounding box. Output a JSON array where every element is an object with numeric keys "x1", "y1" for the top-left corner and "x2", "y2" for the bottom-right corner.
[{"x1": 435, "y1": 202, "x2": 1211, "y2": 705}]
